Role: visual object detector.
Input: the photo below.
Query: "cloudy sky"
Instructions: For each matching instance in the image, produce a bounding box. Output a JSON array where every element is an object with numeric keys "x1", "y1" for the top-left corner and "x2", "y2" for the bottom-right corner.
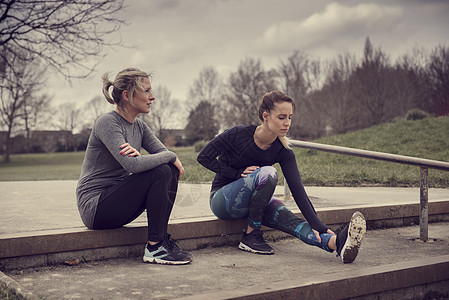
[{"x1": 50, "y1": 0, "x2": 449, "y2": 112}]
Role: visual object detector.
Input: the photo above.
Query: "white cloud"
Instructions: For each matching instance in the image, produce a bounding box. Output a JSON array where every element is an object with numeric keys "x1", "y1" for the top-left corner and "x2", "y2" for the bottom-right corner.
[{"x1": 257, "y1": 2, "x2": 403, "y2": 54}]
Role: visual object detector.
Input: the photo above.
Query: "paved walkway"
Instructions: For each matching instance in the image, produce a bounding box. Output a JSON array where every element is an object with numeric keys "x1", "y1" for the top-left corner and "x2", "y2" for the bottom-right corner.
[
  {"x1": 1, "y1": 181, "x2": 449, "y2": 235},
  {"x1": 1, "y1": 181, "x2": 449, "y2": 299}
]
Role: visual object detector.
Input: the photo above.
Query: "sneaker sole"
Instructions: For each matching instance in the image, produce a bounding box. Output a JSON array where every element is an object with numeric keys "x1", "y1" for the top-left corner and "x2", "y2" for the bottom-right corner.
[
  {"x1": 341, "y1": 211, "x2": 366, "y2": 264},
  {"x1": 143, "y1": 256, "x2": 191, "y2": 265},
  {"x1": 238, "y1": 242, "x2": 275, "y2": 255}
]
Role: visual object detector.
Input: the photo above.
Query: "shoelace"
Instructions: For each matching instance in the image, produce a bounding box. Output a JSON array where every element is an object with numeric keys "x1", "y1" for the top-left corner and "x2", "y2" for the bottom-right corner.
[
  {"x1": 251, "y1": 230, "x2": 266, "y2": 242},
  {"x1": 164, "y1": 234, "x2": 179, "y2": 251}
]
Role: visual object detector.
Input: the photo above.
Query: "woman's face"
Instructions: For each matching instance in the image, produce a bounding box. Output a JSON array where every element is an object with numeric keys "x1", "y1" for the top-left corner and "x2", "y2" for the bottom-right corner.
[
  {"x1": 265, "y1": 101, "x2": 293, "y2": 137},
  {"x1": 128, "y1": 77, "x2": 155, "y2": 114}
]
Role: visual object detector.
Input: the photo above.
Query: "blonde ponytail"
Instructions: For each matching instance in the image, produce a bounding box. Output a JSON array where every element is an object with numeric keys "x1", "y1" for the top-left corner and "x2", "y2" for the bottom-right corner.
[
  {"x1": 102, "y1": 73, "x2": 116, "y2": 104},
  {"x1": 100, "y1": 68, "x2": 150, "y2": 107}
]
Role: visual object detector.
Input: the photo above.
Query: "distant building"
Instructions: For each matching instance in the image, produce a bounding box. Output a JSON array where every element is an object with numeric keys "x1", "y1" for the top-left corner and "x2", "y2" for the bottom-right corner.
[
  {"x1": 30, "y1": 130, "x2": 72, "y2": 152},
  {"x1": 0, "y1": 130, "x2": 72, "y2": 154},
  {"x1": 0, "y1": 128, "x2": 187, "y2": 155}
]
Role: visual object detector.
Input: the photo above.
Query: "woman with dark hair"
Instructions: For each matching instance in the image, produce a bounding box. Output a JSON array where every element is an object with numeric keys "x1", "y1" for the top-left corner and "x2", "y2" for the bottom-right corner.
[
  {"x1": 197, "y1": 90, "x2": 366, "y2": 263},
  {"x1": 77, "y1": 68, "x2": 191, "y2": 265}
]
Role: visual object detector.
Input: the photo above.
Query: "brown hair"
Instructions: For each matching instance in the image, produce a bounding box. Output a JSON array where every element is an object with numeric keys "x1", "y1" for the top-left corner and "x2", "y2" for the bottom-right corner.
[
  {"x1": 102, "y1": 68, "x2": 150, "y2": 107},
  {"x1": 258, "y1": 90, "x2": 295, "y2": 149}
]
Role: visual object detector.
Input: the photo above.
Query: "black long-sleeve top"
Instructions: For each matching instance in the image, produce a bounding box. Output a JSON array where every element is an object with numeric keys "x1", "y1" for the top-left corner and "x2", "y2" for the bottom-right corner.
[{"x1": 197, "y1": 125, "x2": 329, "y2": 233}]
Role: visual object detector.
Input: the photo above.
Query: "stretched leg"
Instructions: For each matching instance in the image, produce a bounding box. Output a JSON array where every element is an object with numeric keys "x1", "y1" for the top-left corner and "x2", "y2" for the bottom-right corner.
[{"x1": 262, "y1": 197, "x2": 334, "y2": 253}]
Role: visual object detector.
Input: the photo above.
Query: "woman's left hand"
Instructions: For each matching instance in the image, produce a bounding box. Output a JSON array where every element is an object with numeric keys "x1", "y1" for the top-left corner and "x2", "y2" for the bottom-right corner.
[
  {"x1": 119, "y1": 143, "x2": 141, "y2": 157},
  {"x1": 241, "y1": 166, "x2": 260, "y2": 177},
  {"x1": 312, "y1": 228, "x2": 335, "y2": 243},
  {"x1": 173, "y1": 157, "x2": 185, "y2": 180}
]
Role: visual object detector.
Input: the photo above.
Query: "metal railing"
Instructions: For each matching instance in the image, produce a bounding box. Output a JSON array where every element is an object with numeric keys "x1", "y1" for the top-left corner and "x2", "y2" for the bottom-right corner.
[{"x1": 285, "y1": 139, "x2": 449, "y2": 241}]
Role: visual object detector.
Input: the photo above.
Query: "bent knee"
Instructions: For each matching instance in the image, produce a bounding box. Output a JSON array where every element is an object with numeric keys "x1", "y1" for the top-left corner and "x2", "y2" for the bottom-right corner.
[
  {"x1": 254, "y1": 166, "x2": 278, "y2": 189},
  {"x1": 259, "y1": 166, "x2": 278, "y2": 182},
  {"x1": 154, "y1": 163, "x2": 177, "y2": 178}
]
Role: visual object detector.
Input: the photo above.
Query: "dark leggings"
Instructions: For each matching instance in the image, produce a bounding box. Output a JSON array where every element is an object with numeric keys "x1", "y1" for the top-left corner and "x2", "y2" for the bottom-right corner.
[{"x1": 93, "y1": 163, "x2": 179, "y2": 242}]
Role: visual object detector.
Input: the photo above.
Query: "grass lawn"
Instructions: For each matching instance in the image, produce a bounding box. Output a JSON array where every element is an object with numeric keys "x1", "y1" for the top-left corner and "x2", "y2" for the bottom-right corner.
[
  {"x1": 1, "y1": 117, "x2": 448, "y2": 187},
  {"x1": 0, "y1": 152, "x2": 85, "y2": 181}
]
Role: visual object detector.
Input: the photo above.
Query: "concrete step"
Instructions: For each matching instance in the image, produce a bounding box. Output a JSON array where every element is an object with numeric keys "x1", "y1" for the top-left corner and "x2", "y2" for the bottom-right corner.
[
  {"x1": 1, "y1": 200, "x2": 448, "y2": 270},
  {"x1": 179, "y1": 255, "x2": 449, "y2": 300},
  {"x1": 2, "y1": 222, "x2": 449, "y2": 300}
]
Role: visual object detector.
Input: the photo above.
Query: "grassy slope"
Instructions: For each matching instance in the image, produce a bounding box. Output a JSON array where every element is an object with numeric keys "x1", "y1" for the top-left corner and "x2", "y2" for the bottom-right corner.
[
  {"x1": 1, "y1": 117, "x2": 448, "y2": 187},
  {"x1": 291, "y1": 117, "x2": 449, "y2": 187}
]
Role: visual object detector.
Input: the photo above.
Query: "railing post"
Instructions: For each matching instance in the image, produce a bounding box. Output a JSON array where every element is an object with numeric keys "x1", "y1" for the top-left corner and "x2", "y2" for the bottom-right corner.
[
  {"x1": 420, "y1": 167, "x2": 429, "y2": 241},
  {"x1": 284, "y1": 179, "x2": 291, "y2": 200}
]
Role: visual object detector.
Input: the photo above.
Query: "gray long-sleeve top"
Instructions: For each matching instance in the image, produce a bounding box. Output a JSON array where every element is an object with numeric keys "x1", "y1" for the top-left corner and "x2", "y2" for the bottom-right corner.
[{"x1": 76, "y1": 111, "x2": 176, "y2": 228}]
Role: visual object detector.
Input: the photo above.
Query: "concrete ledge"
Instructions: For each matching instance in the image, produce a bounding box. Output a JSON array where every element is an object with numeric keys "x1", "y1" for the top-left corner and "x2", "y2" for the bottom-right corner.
[
  {"x1": 177, "y1": 255, "x2": 449, "y2": 300},
  {"x1": 1, "y1": 201, "x2": 448, "y2": 270}
]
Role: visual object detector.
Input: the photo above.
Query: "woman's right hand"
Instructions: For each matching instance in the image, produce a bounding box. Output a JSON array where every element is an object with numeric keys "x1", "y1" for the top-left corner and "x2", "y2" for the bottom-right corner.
[
  {"x1": 241, "y1": 166, "x2": 260, "y2": 177},
  {"x1": 173, "y1": 157, "x2": 185, "y2": 180},
  {"x1": 119, "y1": 143, "x2": 141, "y2": 157}
]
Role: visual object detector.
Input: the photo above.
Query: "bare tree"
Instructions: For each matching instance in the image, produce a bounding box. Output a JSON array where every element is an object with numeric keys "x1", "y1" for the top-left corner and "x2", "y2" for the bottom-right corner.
[
  {"x1": 140, "y1": 85, "x2": 180, "y2": 139},
  {"x1": 302, "y1": 89, "x2": 330, "y2": 138},
  {"x1": 188, "y1": 66, "x2": 224, "y2": 109},
  {"x1": 23, "y1": 92, "x2": 52, "y2": 152},
  {"x1": 393, "y1": 47, "x2": 430, "y2": 116},
  {"x1": 278, "y1": 51, "x2": 309, "y2": 102},
  {"x1": 185, "y1": 101, "x2": 219, "y2": 143},
  {"x1": 58, "y1": 102, "x2": 81, "y2": 151},
  {"x1": 188, "y1": 66, "x2": 224, "y2": 130},
  {"x1": 0, "y1": 0, "x2": 125, "y2": 79},
  {"x1": 323, "y1": 52, "x2": 359, "y2": 134},
  {"x1": 277, "y1": 51, "x2": 308, "y2": 137},
  {"x1": 0, "y1": 47, "x2": 46, "y2": 162},
  {"x1": 225, "y1": 57, "x2": 278, "y2": 127},
  {"x1": 426, "y1": 45, "x2": 449, "y2": 116},
  {"x1": 83, "y1": 95, "x2": 114, "y2": 127},
  {"x1": 352, "y1": 37, "x2": 395, "y2": 126}
]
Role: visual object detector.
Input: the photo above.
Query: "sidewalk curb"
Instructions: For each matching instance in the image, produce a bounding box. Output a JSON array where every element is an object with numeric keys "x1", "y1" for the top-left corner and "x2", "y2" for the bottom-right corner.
[{"x1": 177, "y1": 255, "x2": 449, "y2": 300}]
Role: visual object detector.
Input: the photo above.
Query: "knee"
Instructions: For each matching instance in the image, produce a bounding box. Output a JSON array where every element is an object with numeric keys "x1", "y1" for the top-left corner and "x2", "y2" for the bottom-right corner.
[
  {"x1": 258, "y1": 166, "x2": 278, "y2": 186},
  {"x1": 260, "y1": 166, "x2": 277, "y2": 178},
  {"x1": 154, "y1": 163, "x2": 175, "y2": 179}
]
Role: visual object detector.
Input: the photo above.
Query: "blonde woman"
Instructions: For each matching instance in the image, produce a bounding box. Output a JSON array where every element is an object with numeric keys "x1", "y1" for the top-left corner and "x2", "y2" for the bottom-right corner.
[
  {"x1": 77, "y1": 68, "x2": 191, "y2": 265},
  {"x1": 197, "y1": 90, "x2": 366, "y2": 263}
]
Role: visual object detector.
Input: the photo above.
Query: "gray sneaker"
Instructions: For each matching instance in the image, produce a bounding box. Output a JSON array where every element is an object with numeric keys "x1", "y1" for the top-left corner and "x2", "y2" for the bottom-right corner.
[
  {"x1": 164, "y1": 233, "x2": 193, "y2": 260},
  {"x1": 143, "y1": 238, "x2": 192, "y2": 265},
  {"x1": 336, "y1": 211, "x2": 366, "y2": 263}
]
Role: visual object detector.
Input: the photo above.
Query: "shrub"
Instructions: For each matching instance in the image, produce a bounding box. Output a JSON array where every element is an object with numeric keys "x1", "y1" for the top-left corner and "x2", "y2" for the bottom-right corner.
[
  {"x1": 193, "y1": 140, "x2": 209, "y2": 152},
  {"x1": 405, "y1": 109, "x2": 430, "y2": 121}
]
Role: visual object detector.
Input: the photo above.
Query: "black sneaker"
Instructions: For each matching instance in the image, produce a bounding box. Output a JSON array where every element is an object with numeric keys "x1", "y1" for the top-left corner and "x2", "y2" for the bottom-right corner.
[
  {"x1": 164, "y1": 233, "x2": 193, "y2": 260},
  {"x1": 238, "y1": 229, "x2": 275, "y2": 255},
  {"x1": 336, "y1": 211, "x2": 366, "y2": 263},
  {"x1": 143, "y1": 238, "x2": 192, "y2": 265}
]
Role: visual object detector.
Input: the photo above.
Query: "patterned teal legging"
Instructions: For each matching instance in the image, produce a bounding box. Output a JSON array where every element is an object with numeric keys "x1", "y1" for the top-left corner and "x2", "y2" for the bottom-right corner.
[{"x1": 210, "y1": 166, "x2": 333, "y2": 252}]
